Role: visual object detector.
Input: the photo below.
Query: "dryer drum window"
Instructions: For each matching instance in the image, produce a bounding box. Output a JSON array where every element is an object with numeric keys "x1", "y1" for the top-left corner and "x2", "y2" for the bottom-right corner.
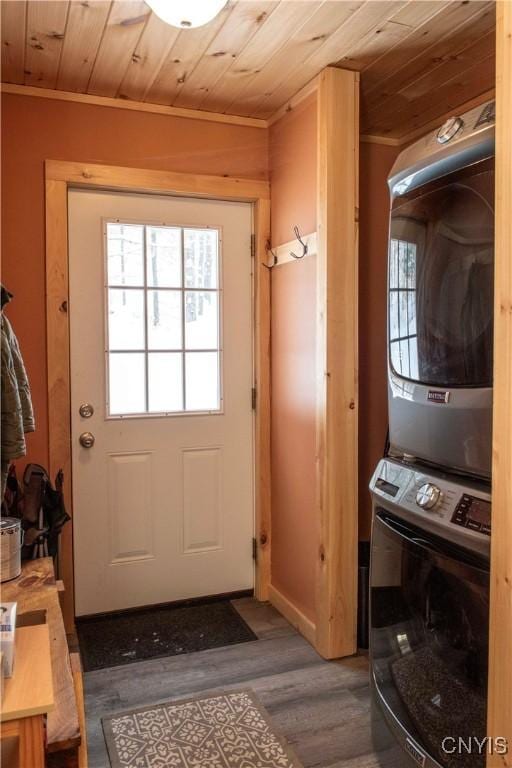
[{"x1": 389, "y1": 158, "x2": 495, "y2": 388}]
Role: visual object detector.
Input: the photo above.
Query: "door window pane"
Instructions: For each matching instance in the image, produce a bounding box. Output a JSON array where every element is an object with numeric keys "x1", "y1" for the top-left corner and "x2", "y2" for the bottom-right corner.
[
  {"x1": 390, "y1": 341, "x2": 401, "y2": 374},
  {"x1": 400, "y1": 339, "x2": 410, "y2": 378},
  {"x1": 185, "y1": 353, "x2": 219, "y2": 411},
  {"x1": 109, "y1": 353, "x2": 145, "y2": 414},
  {"x1": 398, "y1": 241, "x2": 408, "y2": 288},
  {"x1": 399, "y1": 292, "x2": 409, "y2": 338},
  {"x1": 107, "y1": 224, "x2": 144, "y2": 286},
  {"x1": 185, "y1": 291, "x2": 219, "y2": 350},
  {"x1": 108, "y1": 289, "x2": 144, "y2": 350},
  {"x1": 406, "y1": 243, "x2": 416, "y2": 288},
  {"x1": 148, "y1": 353, "x2": 183, "y2": 412},
  {"x1": 147, "y1": 290, "x2": 182, "y2": 350},
  {"x1": 407, "y1": 292, "x2": 417, "y2": 336},
  {"x1": 389, "y1": 238, "x2": 398, "y2": 289},
  {"x1": 147, "y1": 226, "x2": 181, "y2": 288},
  {"x1": 105, "y1": 222, "x2": 222, "y2": 416},
  {"x1": 389, "y1": 236, "x2": 419, "y2": 381},
  {"x1": 184, "y1": 229, "x2": 218, "y2": 288},
  {"x1": 389, "y1": 291, "x2": 399, "y2": 341}
]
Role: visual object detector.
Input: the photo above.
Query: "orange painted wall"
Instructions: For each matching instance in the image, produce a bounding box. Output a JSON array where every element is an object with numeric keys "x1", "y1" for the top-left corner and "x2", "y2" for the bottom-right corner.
[
  {"x1": 269, "y1": 95, "x2": 317, "y2": 245},
  {"x1": 358, "y1": 141, "x2": 400, "y2": 540},
  {"x1": 0, "y1": 93, "x2": 268, "y2": 471},
  {"x1": 1, "y1": 88, "x2": 394, "y2": 608},
  {"x1": 269, "y1": 94, "x2": 317, "y2": 622}
]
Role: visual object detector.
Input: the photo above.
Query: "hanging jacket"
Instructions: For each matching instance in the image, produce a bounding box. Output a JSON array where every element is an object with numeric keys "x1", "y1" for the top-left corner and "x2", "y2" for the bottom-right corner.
[{"x1": 1, "y1": 287, "x2": 35, "y2": 464}]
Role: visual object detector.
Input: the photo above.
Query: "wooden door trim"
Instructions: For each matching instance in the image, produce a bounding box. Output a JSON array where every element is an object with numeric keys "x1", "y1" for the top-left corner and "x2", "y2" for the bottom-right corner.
[
  {"x1": 315, "y1": 67, "x2": 359, "y2": 659},
  {"x1": 486, "y1": 4, "x2": 512, "y2": 765},
  {"x1": 45, "y1": 160, "x2": 271, "y2": 629}
]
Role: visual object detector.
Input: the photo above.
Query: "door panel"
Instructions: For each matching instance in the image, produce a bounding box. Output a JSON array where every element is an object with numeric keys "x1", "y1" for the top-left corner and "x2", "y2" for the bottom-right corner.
[
  {"x1": 182, "y1": 447, "x2": 222, "y2": 554},
  {"x1": 68, "y1": 189, "x2": 254, "y2": 616},
  {"x1": 107, "y1": 451, "x2": 154, "y2": 564}
]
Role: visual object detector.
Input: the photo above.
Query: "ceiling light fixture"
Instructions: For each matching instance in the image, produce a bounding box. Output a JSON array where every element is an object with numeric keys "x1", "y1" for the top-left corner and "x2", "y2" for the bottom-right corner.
[{"x1": 146, "y1": 0, "x2": 228, "y2": 29}]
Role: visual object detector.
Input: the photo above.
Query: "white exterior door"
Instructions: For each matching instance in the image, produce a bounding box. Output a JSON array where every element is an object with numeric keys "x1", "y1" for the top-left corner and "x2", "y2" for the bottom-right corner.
[{"x1": 68, "y1": 189, "x2": 254, "y2": 616}]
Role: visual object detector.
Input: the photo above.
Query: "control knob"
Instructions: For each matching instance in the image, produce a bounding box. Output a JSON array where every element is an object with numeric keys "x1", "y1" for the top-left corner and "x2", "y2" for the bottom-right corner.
[
  {"x1": 416, "y1": 483, "x2": 441, "y2": 510},
  {"x1": 436, "y1": 116, "x2": 464, "y2": 144}
]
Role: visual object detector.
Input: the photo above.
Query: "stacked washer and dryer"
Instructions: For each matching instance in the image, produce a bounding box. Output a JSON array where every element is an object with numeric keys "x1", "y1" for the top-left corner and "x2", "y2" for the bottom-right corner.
[{"x1": 369, "y1": 101, "x2": 495, "y2": 768}]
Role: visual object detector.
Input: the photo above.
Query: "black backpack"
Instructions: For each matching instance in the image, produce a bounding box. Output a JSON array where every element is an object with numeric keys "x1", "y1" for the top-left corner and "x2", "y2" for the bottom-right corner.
[{"x1": 3, "y1": 463, "x2": 70, "y2": 562}]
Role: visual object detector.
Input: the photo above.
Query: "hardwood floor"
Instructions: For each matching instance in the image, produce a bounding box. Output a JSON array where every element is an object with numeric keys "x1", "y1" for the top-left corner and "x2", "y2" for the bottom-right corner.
[{"x1": 83, "y1": 598, "x2": 396, "y2": 767}]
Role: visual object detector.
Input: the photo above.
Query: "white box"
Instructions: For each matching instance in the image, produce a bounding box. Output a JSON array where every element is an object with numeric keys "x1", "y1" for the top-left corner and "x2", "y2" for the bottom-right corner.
[{"x1": 0, "y1": 602, "x2": 17, "y2": 678}]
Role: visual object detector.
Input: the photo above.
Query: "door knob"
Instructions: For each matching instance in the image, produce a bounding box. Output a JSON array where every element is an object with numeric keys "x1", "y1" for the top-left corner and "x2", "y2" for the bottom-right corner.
[{"x1": 79, "y1": 432, "x2": 95, "y2": 448}]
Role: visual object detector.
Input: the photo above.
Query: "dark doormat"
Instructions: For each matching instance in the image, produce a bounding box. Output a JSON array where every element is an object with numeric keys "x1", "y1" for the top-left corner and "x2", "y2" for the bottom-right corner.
[{"x1": 76, "y1": 598, "x2": 257, "y2": 672}]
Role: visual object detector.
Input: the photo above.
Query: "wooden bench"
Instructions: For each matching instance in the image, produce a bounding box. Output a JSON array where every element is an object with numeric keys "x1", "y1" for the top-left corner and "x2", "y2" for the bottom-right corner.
[
  {"x1": 2, "y1": 559, "x2": 82, "y2": 762},
  {"x1": 1, "y1": 623, "x2": 54, "y2": 768}
]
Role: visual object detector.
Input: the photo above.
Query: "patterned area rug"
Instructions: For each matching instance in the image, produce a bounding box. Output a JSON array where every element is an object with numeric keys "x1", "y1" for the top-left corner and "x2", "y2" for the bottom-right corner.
[{"x1": 102, "y1": 689, "x2": 303, "y2": 768}]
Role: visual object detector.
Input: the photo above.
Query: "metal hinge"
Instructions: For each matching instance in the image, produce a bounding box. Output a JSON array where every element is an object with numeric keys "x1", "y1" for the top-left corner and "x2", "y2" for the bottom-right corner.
[
  {"x1": 252, "y1": 537, "x2": 258, "y2": 561},
  {"x1": 251, "y1": 387, "x2": 257, "y2": 410},
  {"x1": 250, "y1": 233, "x2": 256, "y2": 258}
]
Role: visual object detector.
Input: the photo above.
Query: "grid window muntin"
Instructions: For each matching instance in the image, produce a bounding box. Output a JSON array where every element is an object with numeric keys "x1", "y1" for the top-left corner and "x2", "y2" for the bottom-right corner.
[
  {"x1": 389, "y1": 237, "x2": 418, "y2": 381},
  {"x1": 104, "y1": 219, "x2": 223, "y2": 418}
]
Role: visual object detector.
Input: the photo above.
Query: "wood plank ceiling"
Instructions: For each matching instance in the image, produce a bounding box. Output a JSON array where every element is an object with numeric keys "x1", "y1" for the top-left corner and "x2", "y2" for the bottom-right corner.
[{"x1": 1, "y1": 0, "x2": 496, "y2": 139}]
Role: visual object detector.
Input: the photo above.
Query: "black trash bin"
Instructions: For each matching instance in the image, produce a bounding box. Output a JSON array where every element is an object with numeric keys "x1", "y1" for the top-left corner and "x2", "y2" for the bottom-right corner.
[{"x1": 358, "y1": 540, "x2": 370, "y2": 650}]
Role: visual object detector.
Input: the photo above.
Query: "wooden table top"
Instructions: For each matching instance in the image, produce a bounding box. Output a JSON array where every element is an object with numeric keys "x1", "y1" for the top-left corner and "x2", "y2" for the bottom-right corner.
[
  {"x1": 1, "y1": 559, "x2": 80, "y2": 750},
  {"x1": 1, "y1": 624, "x2": 54, "y2": 723}
]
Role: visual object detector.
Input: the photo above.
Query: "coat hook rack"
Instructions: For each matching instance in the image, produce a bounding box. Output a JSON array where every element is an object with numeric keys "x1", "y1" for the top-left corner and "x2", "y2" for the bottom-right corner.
[
  {"x1": 290, "y1": 225, "x2": 308, "y2": 259},
  {"x1": 265, "y1": 240, "x2": 278, "y2": 267}
]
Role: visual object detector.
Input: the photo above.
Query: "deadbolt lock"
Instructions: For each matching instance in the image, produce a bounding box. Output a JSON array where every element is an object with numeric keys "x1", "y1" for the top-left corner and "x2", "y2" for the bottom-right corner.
[
  {"x1": 79, "y1": 432, "x2": 95, "y2": 449},
  {"x1": 79, "y1": 403, "x2": 94, "y2": 418}
]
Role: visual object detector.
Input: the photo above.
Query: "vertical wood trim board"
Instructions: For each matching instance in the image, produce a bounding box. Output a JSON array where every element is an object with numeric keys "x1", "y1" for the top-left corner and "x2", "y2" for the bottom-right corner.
[
  {"x1": 315, "y1": 67, "x2": 359, "y2": 659},
  {"x1": 487, "y1": 4, "x2": 512, "y2": 767},
  {"x1": 45, "y1": 161, "x2": 271, "y2": 627},
  {"x1": 46, "y1": 178, "x2": 75, "y2": 632},
  {"x1": 254, "y1": 197, "x2": 272, "y2": 600}
]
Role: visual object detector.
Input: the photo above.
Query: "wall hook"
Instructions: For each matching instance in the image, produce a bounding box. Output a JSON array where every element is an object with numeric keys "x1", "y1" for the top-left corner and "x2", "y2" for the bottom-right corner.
[
  {"x1": 290, "y1": 225, "x2": 308, "y2": 259},
  {"x1": 265, "y1": 240, "x2": 278, "y2": 267}
]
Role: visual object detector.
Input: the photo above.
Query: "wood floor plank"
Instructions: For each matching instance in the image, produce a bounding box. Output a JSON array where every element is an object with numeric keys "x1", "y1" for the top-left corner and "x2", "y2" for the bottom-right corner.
[
  {"x1": 85, "y1": 633, "x2": 317, "y2": 695},
  {"x1": 232, "y1": 597, "x2": 296, "y2": 639},
  {"x1": 83, "y1": 600, "x2": 377, "y2": 768}
]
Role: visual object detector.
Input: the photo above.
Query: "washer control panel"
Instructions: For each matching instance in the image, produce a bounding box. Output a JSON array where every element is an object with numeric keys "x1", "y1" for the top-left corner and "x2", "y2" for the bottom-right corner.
[
  {"x1": 370, "y1": 458, "x2": 491, "y2": 556},
  {"x1": 452, "y1": 494, "x2": 491, "y2": 536}
]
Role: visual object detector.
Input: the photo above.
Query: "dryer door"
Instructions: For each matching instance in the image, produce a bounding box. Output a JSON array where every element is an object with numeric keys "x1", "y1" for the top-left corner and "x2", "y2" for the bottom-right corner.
[
  {"x1": 370, "y1": 509, "x2": 489, "y2": 768},
  {"x1": 389, "y1": 158, "x2": 494, "y2": 387}
]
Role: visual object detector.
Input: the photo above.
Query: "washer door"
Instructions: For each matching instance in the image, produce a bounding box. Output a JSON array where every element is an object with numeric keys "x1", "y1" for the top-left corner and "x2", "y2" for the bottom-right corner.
[{"x1": 370, "y1": 510, "x2": 489, "y2": 768}]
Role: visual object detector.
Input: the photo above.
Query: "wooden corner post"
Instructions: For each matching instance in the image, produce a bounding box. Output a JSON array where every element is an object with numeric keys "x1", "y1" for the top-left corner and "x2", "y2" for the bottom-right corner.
[
  {"x1": 487, "y1": 3, "x2": 512, "y2": 765},
  {"x1": 315, "y1": 67, "x2": 359, "y2": 659},
  {"x1": 254, "y1": 196, "x2": 272, "y2": 601}
]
